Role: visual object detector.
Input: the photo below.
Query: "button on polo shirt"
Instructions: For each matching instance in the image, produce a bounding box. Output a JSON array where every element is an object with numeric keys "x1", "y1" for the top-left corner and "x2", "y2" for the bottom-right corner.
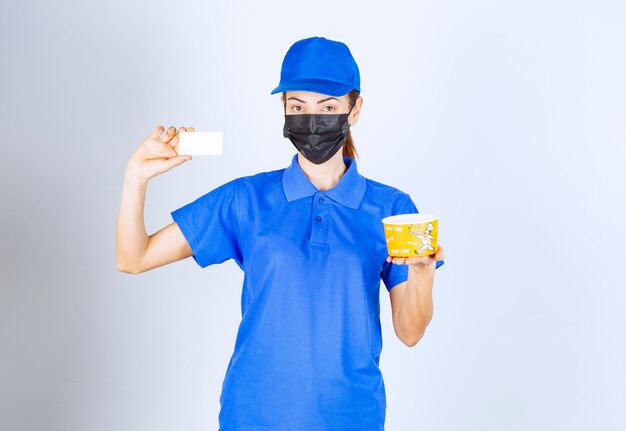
[{"x1": 171, "y1": 154, "x2": 444, "y2": 431}]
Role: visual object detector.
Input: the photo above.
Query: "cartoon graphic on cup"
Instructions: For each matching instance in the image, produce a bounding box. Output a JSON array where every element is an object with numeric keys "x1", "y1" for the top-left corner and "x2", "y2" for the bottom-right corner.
[
  {"x1": 409, "y1": 223, "x2": 435, "y2": 254},
  {"x1": 381, "y1": 213, "x2": 439, "y2": 257}
]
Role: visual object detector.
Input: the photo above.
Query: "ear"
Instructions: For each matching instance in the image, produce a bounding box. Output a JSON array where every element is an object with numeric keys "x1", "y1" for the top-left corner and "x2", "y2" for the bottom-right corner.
[{"x1": 348, "y1": 96, "x2": 364, "y2": 126}]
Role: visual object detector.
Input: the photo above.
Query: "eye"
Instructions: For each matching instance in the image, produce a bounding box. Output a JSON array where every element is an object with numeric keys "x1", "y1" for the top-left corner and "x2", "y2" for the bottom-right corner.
[
  {"x1": 322, "y1": 105, "x2": 336, "y2": 112},
  {"x1": 290, "y1": 105, "x2": 303, "y2": 112}
]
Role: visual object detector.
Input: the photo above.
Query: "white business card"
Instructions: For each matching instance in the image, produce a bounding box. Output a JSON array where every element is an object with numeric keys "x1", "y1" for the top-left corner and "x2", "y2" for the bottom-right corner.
[{"x1": 178, "y1": 131, "x2": 223, "y2": 156}]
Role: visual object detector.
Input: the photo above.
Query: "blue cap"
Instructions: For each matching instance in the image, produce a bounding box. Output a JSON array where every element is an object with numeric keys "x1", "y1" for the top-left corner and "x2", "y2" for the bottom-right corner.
[{"x1": 270, "y1": 36, "x2": 360, "y2": 97}]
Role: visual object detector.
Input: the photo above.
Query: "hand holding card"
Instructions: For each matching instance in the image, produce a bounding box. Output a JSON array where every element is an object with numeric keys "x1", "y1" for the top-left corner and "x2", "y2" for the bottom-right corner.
[{"x1": 177, "y1": 131, "x2": 223, "y2": 156}]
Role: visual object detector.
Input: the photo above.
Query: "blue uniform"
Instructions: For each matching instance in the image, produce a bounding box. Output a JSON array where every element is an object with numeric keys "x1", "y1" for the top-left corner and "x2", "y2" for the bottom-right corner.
[{"x1": 171, "y1": 154, "x2": 444, "y2": 430}]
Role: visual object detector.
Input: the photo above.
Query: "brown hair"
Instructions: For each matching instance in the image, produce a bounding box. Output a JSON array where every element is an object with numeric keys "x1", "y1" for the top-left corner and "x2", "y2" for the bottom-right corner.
[{"x1": 281, "y1": 89, "x2": 361, "y2": 160}]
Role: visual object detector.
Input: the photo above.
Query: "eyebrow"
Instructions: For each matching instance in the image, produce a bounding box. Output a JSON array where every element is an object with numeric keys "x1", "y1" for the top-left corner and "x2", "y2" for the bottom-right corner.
[{"x1": 287, "y1": 96, "x2": 341, "y2": 104}]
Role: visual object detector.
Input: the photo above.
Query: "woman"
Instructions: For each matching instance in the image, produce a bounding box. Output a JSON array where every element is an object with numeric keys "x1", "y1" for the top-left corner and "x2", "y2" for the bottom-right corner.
[{"x1": 116, "y1": 36, "x2": 445, "y2": 431}]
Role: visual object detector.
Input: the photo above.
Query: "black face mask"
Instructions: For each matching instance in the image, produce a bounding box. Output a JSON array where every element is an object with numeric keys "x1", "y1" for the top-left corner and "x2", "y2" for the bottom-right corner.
[{"x1": 283, "y1": 112, "x2": 351, "y2": 165}]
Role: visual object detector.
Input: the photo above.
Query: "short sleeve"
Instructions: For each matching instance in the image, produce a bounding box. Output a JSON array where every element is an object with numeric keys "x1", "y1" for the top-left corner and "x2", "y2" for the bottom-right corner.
[
  {"x1": 170, "y1": 178, "x2": 243, "y2": 269},
  {"x1": 380, "y1": 194, "x2": 445, "y2": 292}
]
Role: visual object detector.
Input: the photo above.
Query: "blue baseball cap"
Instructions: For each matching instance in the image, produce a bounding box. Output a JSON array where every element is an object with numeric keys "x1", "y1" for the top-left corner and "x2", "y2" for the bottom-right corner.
[{"x1": 270, "y1": 36, "x2": 360, "y2": 97}]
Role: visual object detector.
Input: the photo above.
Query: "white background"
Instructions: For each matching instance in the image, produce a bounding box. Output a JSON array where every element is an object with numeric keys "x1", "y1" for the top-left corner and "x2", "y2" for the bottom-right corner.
[{"x1": 1, "y1": 0, "x2": 625, "y2": 429}]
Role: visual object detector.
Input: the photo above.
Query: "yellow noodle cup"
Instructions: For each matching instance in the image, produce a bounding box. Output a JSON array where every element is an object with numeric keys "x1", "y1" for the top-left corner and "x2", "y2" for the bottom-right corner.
[{"x1": 381, "y1": 213, "x2": 439, "y2": 257}]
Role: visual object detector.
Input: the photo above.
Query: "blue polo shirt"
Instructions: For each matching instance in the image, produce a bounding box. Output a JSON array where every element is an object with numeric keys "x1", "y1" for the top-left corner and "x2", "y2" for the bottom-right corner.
[{"x1": 171, "y1": 154, "x2": 444, "y2": 430}]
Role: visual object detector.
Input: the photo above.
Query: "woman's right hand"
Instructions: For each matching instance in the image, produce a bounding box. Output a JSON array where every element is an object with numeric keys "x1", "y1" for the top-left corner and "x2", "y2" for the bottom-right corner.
[{"x1": 126, "y1": 125, "x2": 194, "y2": 182}]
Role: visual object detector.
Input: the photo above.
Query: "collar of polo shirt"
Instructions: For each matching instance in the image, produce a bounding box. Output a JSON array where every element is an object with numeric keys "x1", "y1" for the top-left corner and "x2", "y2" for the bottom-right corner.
[{"x1": 282, "y1": 153, "x2": 367, "y2": 209}]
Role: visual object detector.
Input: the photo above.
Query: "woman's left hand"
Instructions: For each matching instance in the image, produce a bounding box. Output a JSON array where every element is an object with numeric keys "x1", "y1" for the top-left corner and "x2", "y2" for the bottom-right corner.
[{"x1": 386, "y1": 245, "x2": 445, "y2": 269}]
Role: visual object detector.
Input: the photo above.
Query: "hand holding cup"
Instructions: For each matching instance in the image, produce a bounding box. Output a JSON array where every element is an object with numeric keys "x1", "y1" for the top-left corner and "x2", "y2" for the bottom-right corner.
[{"x1": 382, "y1": 213, "x2": 444, "y2": 268}]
